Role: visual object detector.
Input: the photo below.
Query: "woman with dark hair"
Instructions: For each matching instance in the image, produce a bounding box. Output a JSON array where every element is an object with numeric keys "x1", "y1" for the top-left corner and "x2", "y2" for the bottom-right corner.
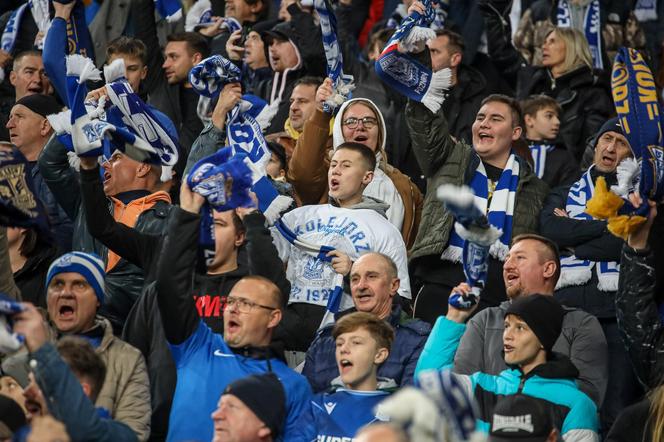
[
  {"x1": 480, "y1": 0, "x2": 614, "y2": 163},
  {"x1": 6, "y1": 227, "x2": 58, "y2": 307}
]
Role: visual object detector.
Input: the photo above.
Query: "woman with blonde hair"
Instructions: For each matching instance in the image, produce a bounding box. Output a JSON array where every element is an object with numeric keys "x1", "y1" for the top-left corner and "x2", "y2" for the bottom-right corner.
[{"x1": 480, "y1": 1, "x2": 613, "y2": 163}]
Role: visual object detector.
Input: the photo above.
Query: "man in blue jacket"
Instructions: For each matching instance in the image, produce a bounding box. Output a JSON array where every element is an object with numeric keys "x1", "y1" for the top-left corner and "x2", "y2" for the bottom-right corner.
[
  {"x1": 156, "y1": 182, "x2": 312, "y2": 442},
  {"x1": 302, "y1": 252, "x2": 430, "y2": 393}
]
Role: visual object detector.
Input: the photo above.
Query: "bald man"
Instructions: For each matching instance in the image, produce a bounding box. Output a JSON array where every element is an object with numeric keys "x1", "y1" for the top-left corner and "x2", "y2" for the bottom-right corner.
[{"x1": 302, "y1": 253, "x2": 431, "y2": 393}]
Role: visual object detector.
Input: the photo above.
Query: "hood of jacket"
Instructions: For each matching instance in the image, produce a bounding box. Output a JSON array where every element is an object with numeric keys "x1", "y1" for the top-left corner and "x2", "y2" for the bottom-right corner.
[
  {"x1": 330, "y1": 195, "x2": 389, "y2": 218},
  {"x1": 332, "y1": 98, "x2": 388, "y2": 154}
]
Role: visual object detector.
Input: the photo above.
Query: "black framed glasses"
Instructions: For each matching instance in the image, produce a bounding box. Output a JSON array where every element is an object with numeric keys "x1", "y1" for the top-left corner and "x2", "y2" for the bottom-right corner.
[
  {"x1": 225, "y1": 296, "x2": 277, "y2": 313},
  {"x1": 342, "y1": 116, "x2": 378, "y2": 129}
]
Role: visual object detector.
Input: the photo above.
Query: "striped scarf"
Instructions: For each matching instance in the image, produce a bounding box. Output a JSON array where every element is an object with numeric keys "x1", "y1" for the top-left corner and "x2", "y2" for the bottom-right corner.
[
  {"x1": 441, "y1": 154, "x2": 519, "y2": 263},
  {"x1": 375, "y1": 0, "x2": 451, "y2": 113},
  {"x1": 314, "y1": 0, "x2": 354, "y2": 114},
  {"x1": 528, "y1": 143, "x2": 555, "y2": 179},
  {"x1": 557, "y1": 0, "x2": 602, "y2": 69},
  {"x1": 557, "y1": 167, "x2": 619, "y2": 292},
  {"x1": 274, "y1": 220, "x2": 344, "y2": 329}
]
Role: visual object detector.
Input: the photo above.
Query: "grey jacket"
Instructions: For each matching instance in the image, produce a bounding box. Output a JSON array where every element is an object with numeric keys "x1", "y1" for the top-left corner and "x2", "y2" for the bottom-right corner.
[
  {"x1": 405, "y1": 100, "x2": 549, "y2": 261},
  {"x1": 454, "y1": 300, "x2": 608, "y2": 406}
]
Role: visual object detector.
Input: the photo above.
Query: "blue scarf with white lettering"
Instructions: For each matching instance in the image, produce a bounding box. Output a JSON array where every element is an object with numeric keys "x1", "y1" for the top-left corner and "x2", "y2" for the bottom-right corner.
[
  {"x1": 189, "y1": 56, "x2": 292, "y2": 223},
  {"x1": 611, "y1": 47, "x2": 664, "y2": 207},
  {"x1": 557, "y1": 0, "x2": 602, "y2": 69},
  {"x1": 314, "y1": 0, "x2": 354, "y2": 114},
  {"x1": 529, "y1": 143, "x2": 555, "y2": 179},
  {"x1": 437, "y1": 185, "x2": 502, "y2": 309},
  {"x1": 274, "y1": 219, "x2": 344, "y2": 329},
  {"x1": 442, "y1": 154, "x2": 519, "y2": 264},
  {"x1": 375, "y1": 0, "x2": 451, "y2": 113},
  {"x1": 558, "y1": 167, "x2": 619, "y2": 291},
  {"x1": 187, "y1": 147, "x2": 254, "y2": 271}
]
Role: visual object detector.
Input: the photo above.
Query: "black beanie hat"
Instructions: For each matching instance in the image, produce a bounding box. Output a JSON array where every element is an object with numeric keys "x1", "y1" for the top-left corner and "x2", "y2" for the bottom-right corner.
[
  {"x1": 223, "y1": 373, "x2": 287, "y2": 437},
  {"x1": 505, "y1": 295, "x2": 565, "y2": 354},
  {"x1": 593, "y1": 117, "x2": 625, "y2": 147},
  {"x1": 14, "y1": 94, "x2": 61, "y2": 118}
]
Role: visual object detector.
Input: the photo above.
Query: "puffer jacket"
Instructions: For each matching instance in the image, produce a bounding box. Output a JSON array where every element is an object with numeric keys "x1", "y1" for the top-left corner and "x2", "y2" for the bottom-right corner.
[
  {"x1": 38, "y1": 137, "x2": 173, "y2": 334},
  {"x1": 416, "y1": 302, "x2": 608, "y2": 407},
  {"x1": 616, "y1": 244, "x2": 664, "y2": 388},
  {"x1": 287, "y1": 104, "x2": 423, "y2": 249},
  {"x1": 405, "y1": 99, "x2": 549, "y2": 262},
  {"x1": 302, "y1": 304, "x2": 430, "y2": 393},
  {"x1": 480, "y1": 0, "x2": 614, "y2": 161},
  {"x1": 94, "y1": 317, "x2": 151, "y2": 441}
]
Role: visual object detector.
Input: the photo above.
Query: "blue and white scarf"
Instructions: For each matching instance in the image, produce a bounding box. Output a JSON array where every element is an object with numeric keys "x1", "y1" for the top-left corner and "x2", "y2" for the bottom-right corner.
[
  {"x1": 1, "y1": 3, "x2": 28, "y2": 54},
  {"x1": 634, "y1": 0, "x2": 658, "y2": 21},
  {"x1": 185, "y1": 0, "x2": 213, "y2": 32},
  {"x1": 64, "y1": 56, "x2": 178, "y2": 181},
  {"x1": 189, "y1": 54, "x2": 242, "y2": 120},
  {"x1": 529, "y1": 143, "x2": 555, "y2": 179},
  {"x1": 274, "y1": 219, "x2": 344, "y2": 329},
  {"x1": 155, "y1": 0, "x2": 183, "y2": 23},
  {"x1": 187, "y1": 147, "x2": 254, "y2": 270},
  {"x1": 611, "y1": 47, "x2": 664, "y2": 207},
  {"x1": 314, "y1": 0, "x2": 354, "y2": 114},
  {"x1": 557, "y1": 0, "x2": 603, "y2": 69},
  {"x1": 430, "y1": 0, "x2": 450, "y2": 31},
  {"x1": 189, "y1": 56, "x2": 292, "y2": 222},
  {"x1": 557, "y1": 167, "x2": 619, "y2": 291},
  {"x1": 375, "y1": 0, "x2": 451, "y2": 113},
  {"x1": 441, "y1": 154, "x2": 519, "y2": 264},
  {"x1": 437, "y1": 185, "x2": 502, "y2": 309}
]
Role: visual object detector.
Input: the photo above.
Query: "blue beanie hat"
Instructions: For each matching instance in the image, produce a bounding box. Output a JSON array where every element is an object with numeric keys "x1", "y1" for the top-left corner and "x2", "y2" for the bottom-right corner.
[{"x1": 46, "y1": 252, "x2": 106, "y2": 305}]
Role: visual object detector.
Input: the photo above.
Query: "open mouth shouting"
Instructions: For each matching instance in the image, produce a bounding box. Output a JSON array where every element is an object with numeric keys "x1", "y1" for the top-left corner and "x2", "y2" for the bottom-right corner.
[
  {"x1": 329, "y1": 177, "x2": 340, "y2": 192},
  {"x1": 338, "y1": 358, "x2": 354, "y2": 375}
]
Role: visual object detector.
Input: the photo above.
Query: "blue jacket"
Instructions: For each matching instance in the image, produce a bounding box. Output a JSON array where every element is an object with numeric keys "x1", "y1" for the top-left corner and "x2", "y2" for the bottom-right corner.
[
  {"x1": 418, "y1": 317, "x2": 599, "y2": 441},
  {"x1": 302, "y1": 304, "x2": 430, "y2": 393},
  {"x1": 30, "y1": 343, "x2": 138, "y2": 442}
]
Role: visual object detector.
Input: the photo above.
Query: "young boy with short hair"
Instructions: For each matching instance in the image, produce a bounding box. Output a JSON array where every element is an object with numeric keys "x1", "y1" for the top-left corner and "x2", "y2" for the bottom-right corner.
[
  {"x1": 521, "y1": 95, "x2": 579, "y2": 188},
  {"x1": 301, "y1": 312, "x2": 395, "y2": 440}
]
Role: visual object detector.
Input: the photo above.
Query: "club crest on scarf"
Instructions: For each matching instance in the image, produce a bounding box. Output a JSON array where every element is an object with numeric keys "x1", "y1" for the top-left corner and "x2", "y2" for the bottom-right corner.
[
  {"x1": 375, "y1": 0, "x2": 451, "y2": 113},
  {"x1": 586, "y1": 47, "x2": 664, "y2": 239}
]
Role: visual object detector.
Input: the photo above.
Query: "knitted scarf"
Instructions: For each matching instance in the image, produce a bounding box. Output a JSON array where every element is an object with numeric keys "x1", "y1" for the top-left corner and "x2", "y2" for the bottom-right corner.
[
  {"x1": 558, "y1": 167, "x2": 619, "y2": 291},
  {"x1": 437, "y1": 184, "x2": 502, "y2": 309},
  {"x1": 441, "y1": 154, "x2": 519, "y2": 264},
  {"x1": 314, "y1": 0, "x2": 354, "y2": 114},
  {"x1": 557, "y1": 0, "x2": 602, "y2": 69},
  {"x1": 611, "y1": 47, "x2": 664, "y2": 206},
  {"x1": 375, "y1": 0, "x2": 451, "y2": 113},
  {"x1": 188, "y1": 56, "x2": 292, "y2": 220},
  {"x1": 274, "y1": 219, "x2": 344, "y2": 329},
  {"x1": 0, "y1": 294, "x2": 24, "y2": 354},
  {"x1": 528, "y1": 143, "x2": 555, "y2": 179},
  {"x1": 187, "y1": 147, "x2": 254, "y2": 271}
]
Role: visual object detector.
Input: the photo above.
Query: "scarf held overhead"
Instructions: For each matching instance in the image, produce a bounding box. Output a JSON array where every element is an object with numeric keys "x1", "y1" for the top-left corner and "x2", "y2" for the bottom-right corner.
[{"x1": 375, "y1": 0, "x2": 451, "y2": 113}]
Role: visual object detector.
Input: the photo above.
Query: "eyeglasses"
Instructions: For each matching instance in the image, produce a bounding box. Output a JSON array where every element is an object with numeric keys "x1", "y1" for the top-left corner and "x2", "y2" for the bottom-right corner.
[
  {"x1": 224, "y1": 296, "x2": 277, "y2": 314},
  {"x1": 342, "y1": 116, "x2": 378, "y2": 130}
]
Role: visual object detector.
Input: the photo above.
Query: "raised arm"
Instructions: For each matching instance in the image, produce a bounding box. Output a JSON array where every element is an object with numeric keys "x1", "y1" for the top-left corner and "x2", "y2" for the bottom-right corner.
[
  {"x1": 154, "y1": 183, "x2": 205, "y2": 344},
  {"x1": 79, "y1": 162, "x2": 160, "y2": 271},
  {"x1": 132, "y1": 0, "x2": 165, "y2": 95}
]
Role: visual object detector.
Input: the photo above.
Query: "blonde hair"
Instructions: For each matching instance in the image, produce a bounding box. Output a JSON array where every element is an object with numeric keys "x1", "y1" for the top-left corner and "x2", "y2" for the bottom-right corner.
[
  {"x1": 546, "y1": 27, "x2": 593, "y2": 74},
  {"x1": 650, "y1": 385, "x2": 664, "y2": 442}
]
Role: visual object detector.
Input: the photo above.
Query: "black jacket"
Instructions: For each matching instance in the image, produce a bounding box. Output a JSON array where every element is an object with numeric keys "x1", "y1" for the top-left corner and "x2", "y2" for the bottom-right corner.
[
  {"x1": 616, "y1": 244, "x2": 664, "y2": 388},
  {"x1": 441, "y1": 64, "x2": 488, "y2": 145},
  {"x1": 38, "y1": 138, "x2": 173, "y2": 334},
  {"x1": 526, "y1": 140, "x2": 581, "y2": 188},
  {"x1": 480, "y1": 1, "x2": 613, "y2": 162},
  {"x1": 538, "y1": 169, "x2": 623, "y2": 318},
  {"x1": 606, "y1": 397, "x2": 651, "y2": 442}
]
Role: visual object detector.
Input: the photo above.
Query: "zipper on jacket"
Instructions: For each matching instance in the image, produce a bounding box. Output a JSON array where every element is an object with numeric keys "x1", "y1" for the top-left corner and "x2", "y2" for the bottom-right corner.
[{"x1": 517, "y1": 375, "x2": 526, "y2": 393}]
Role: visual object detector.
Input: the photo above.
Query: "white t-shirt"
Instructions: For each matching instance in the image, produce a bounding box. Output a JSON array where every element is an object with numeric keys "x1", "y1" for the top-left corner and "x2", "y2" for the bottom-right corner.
[{"x1": 272, "y1": 204, "x2": 411, "y2": 309}]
